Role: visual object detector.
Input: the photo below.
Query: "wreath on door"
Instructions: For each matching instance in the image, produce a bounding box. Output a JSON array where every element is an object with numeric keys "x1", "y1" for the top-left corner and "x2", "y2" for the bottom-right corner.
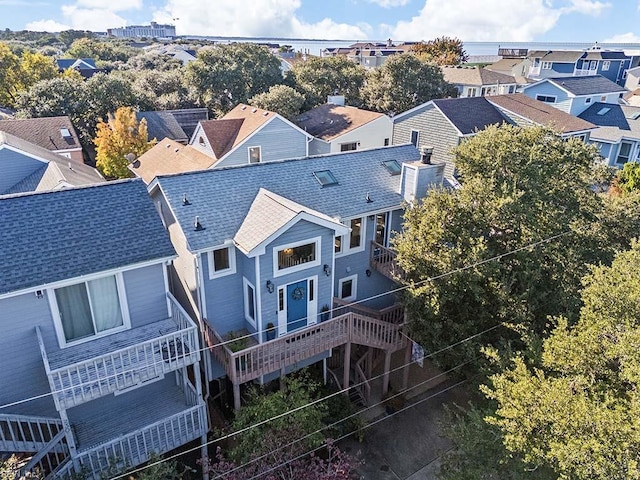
[{"x1": 291, "y1": 287, "x2": 305, "y2": 300}]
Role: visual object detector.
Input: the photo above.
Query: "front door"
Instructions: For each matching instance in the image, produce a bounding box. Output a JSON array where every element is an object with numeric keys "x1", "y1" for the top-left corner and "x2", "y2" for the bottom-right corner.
[{"x1": 286, "y1": 280, "x2": 308, "y2": 332}]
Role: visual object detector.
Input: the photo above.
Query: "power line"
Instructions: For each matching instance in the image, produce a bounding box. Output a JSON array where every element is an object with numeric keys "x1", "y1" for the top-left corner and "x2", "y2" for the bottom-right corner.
[{"x1": 0, "y1": 229, "x2": 565, "y2": 412}]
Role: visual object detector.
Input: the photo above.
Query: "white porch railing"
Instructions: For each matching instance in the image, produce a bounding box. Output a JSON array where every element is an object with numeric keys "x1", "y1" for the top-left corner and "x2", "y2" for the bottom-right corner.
[
  {"x1": 575, "y1": 68, "x2": 597, "y2": 76},
  {"x1": 53, "y1": 403, "x2": 207, "y2": 480},
  {"x1": 37, "y1": 293, "x2": 200, "y2": 410},
  {"x1": 20, "y1": 429, "x2": 69, "y2": 479},
  {"x1": 0, "y1": 414, "x2": 64, "y2": 453}
]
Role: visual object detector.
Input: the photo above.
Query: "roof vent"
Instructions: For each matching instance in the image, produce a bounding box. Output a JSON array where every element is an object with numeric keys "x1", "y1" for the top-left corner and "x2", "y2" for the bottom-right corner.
[
  {"x1": 252, "y1": 108, "x2": 258, "y2": 113},
  {"x1": 263, "y1": 112, "x2": 269, "y2": 116},
  {"x1": 182, "y1": 193, "x2": 191, "y2": 205},
  {"x1": 166, "y1": 143, "x2": 171, "y2": 148},
  {"x1": 175, "y1": 148, "x2": 180, "y2": 152},
  {"x1": 241, "y1": 105, "x2": 247, "y2": 110},
  {"x1": 365, "y1": 192, "x2": 373, "y2": 203},
  {"x1": 194, "y1": 215, "x2": 204, "y2": 231}
]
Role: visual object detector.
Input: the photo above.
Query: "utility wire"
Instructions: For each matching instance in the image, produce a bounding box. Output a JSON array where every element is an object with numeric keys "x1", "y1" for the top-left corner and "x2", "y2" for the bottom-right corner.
[{"x1": 0, "y1": 229, "x2": 567, "y2": 412}]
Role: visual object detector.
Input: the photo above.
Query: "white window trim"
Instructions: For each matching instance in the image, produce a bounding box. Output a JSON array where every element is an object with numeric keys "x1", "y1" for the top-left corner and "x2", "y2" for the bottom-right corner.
[
  {"x1": 339, "y1": 141, "x2": 358, "y2": 151},
  {"x1": 242, "y1": 277, "x2": 257, "y2": 328},
  {"x1": 208, "y1": 246, "x2": 236, "y2": 279},
  {"x1": 535, "y1": 94, "x2": 557, "y2": 103},
  {"x1": 248, "y1": 145, "x2": 261, "y2": 164},
  {"x1": 48, "y1": 272, "x2": 131, "y2": 349},
  {"x1": 541, "y1": 61, "x2": 552, "y2": 70},
  {"x1": 338, "y1": 274, "x2": 358, "y2": 302},
  {"x1": 602, "y1": 61, "x2": 610, "y2": 71},
  {"x1": 335, "y1": 216, "x2": 367, "y2": 258},
  {"x1": 276, "y1": 276, "x2": 319, "y2": 334},
  {"x1": 410, "y1": 129, "x2": 420, "y2": 147},
  {"x1": 273, "y1": 236, "x2": 321, "y2": 278}
]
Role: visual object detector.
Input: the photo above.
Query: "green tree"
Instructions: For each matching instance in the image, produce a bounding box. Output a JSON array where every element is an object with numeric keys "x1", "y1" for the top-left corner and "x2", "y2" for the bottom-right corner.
[
  {"x1": 393, "y1": 126, "x2": 609, "y2": 373},
  {"x1": 614, "y1": 161, "x2": 640, "y2": 193},
  {"x1": 58, "y1": 29, "x2": 94, "y2": 48},
  {"x1": 19, "y1": 50, "x2": 58, "y2": 88},
  {"x1": 362, "y1": 53, "x2": 456, "y2": 114},
  {"x1": 94, "y1": 106, "x2": 155, "y2": 179},
  {"x1": 187, "y1": 43, "x2": 282, "y2": 116},
  {"x1": 15, "y1": 75, "x2": 83, "y2": 118},
  {"x1": 287, "y1": 56, "x2": 367, "y2": 109},
  {"x1": 485, "y1": 242, "x2": 640, "y2": 480},
  {"x1": 66, "y1": 37, "x2": 136, "y2": 63},
  {"x1": 0, "y1": 42, "x2": 22, "y2": 106},
  {"x1": 411, "y1": 36, "x2": 468, "y2": 65},
  {"x1": 249, "y1": 84, "x2": 305, "y2": 121}
]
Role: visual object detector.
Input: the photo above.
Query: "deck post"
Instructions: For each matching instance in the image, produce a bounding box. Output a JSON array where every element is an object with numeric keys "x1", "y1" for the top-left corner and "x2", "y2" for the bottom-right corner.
[
  {"x1": 280, "y1": 367, "x2": 287, "y2": 391},
  {"x1": 58, "y1": 409, "x2": 78, "y2": 468},
  {"x1": 402, "y1": 340, "x2": 412, "y2": 391},
  {"x1": 382, "y1": 350, "x2": 392, "y2": 396},
  {"x1": 233, "y1": 382, "x2": 241, "y2": 411},
  {"x1": 343, "y1": 342, "x2": 351, "y2": 395}
]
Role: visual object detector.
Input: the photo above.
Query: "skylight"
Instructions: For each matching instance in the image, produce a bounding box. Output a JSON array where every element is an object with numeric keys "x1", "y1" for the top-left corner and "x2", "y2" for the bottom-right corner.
[
  {"x1": 313, "y1": 170, "x2": 338, "y2": 187},
  {"x1": 60, "y1": 128, "x2": 71, "y2": 138},
  {"x1": 382, "y1": 160, "x2": 401, "y2": 175},
  {"x1": 597, "y1": 107, "x2": 611, "y2": 116}
]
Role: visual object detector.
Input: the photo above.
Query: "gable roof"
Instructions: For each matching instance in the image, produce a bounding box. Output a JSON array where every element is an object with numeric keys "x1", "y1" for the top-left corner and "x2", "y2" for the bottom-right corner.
[
  {"x1": 136, "y1": 111, "x2": 188, "y2": 144},
  {"x1": 488, "y1": 93, "x2": 596, "y2": 134},
  {"x1": 129, "y1": 138, "x2": 215, "y2": 183},
  {"x1": 527, "y1": 75, "x2": 627, "y2": 96},
  {"x1": 0, "y1": 131, "x2": 104, "y2": 194},
  {"x1": 0, "y1": 116, "x2": 81, "y2": 152},
  {"x1": 296, "y1": 104, "x2": 386, "y2": 141},
  {"x1": 154, "y1": 144, "x2": 424, "y2": 252},
  {"x1": 56, "y1": 58, "x2": 97, "y2": 70},
  {"x1": 583, "y1": 50, "x2": 628, "y2": 60},
  {"x1": 195, "y1": 103, "x2": 311, "y2": 160},
  {"x1": 432, "y1": 97, "x2": 508, "y2": 135},
  {"x1": 234, "y1": 188, "x2": 348, "y2": 255},
  {"x1": 441, "y1": 66, "x2": 517, "y2": 86},
  {"x1": 0, "y1": 180, "x2": 175, "y2": 296},
  {"x1": 486, "y1": 58, "x2": 525, "y2": 72},
  {"x1": 578, "y1": 102, "x2": 631, "y2": 129},
  {"x1": 527, "y1": 50, "x2": 584, "y2": 63},
  {"x1": 578, "y1": 103, "x2": 640, "y2": 142}
]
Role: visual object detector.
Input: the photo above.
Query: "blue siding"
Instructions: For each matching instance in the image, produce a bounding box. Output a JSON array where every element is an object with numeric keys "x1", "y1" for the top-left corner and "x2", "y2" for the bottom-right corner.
[
  {"x1": 549, "y1": 62, "x2": 575, "y2": 74},
  {"x1": 261, "y1": 220, "x2": 335, "y2": 336},
  {"x1": 202, "y1": 248, "x2": 245, "y2": 336},
  {"x1": 523, "y1": 83, "x2": 571, "y2": 113},
  {"x1": 218, "y1": 117, "x2": 308, "y2": 167},
  {"x1": 123, "y1": 263, "x2": 169, "y2": 328},
  {"x1": 308, "y1": 138, "x2": 331, "y2": 156},
  {"x1": 0, "y1": 148, "x2": 44, "y2": 194},
  {"x1": 0, "y1": 292, "x2": 58, "y2": 416}
]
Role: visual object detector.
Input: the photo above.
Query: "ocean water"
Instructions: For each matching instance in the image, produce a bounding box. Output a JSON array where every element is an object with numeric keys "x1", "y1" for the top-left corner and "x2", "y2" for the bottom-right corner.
[{"x1": 191, "y1": 36, "x2": 640, "y2": 57}]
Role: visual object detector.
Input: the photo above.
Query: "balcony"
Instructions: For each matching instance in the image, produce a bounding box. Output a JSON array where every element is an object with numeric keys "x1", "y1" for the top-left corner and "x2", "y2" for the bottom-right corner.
[
  {"x1": 53, "y1": 375, "x2": 206, "y2": 480},
  {"x1": 369, "y1": 241, "x2": 404, "y2": 280},
  {"x1": 37, "y1": 293, "x2": 200, "y2": 410},
  {"x1": 575, "y1": 68, "x2": 597, "y2": 76}
]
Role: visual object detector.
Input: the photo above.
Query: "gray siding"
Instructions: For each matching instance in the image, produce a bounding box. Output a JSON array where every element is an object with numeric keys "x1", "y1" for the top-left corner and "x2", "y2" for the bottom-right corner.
[
  {"x1": 393, "y1": 104, "x2": 460, "y2": 178},
  {"x1": 0, "y1": 148, "x2": 44, "y2": 193},
  {"x1": 0, "y1": 292, "x2": 58, "y2": 416},
  {"x1": 123, "y1": 263, "x2": 169, "y2": 328},
  {"x1": 308, "y1": 138, "x2": 331, "y2": 156},
  {"x1": 202, "y1": 248, "x2": 245, "y2": 335},
  {"x1": 218, "y1": 117, "x2": 308, "y2": 167},
  {"x1": 523, "y1": 84, "x2": 571, "y2": 113},
  {"x1": 494, "y1": 107, "x2": 537, "y2": 128}
]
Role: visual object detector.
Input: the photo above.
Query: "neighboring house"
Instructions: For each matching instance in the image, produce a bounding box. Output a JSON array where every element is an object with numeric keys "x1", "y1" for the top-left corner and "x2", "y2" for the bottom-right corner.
[
  {"x1": 441, "y1": 66, "x2": 519, "y2": 97},
  {"x1": 322, "y1": 40, "x2": 414, "y2": 68},
  {"x1": 129, "y1": 138, "x2": 216, "y2": 183},
  {"x1": 392, "y1": 94, "x2": 596, "y2": 177},
  {"x1": 527, "y1": 49, "x2": 631, "y2": 85},
  {"x1": 190, "y1": 103, "x2": 313, "y2": 167},
  {"x1": 624, "y1": 66, "x2": 640, "y2": 92},
  {"x1": 521, "y1": 75, "x2": 627, "y2": 116},
  {"x1": 579, "y1": 102, "x2": 640, "y2": 167},
  {"x1": 56, "y1": 58, "x2": 100, "y2": 78},
  {"x1": 485, "y1": 57, "x2": 531, "y2": 83},
  {"x1": 296, "y1": 103, "x2": 393, "y2": 155},
  {"x1": 0, "y1": 116, "x2": 84, "y2": 163},
  {"x1": 0, "y1": 180, "x2": 207, "y2": 479},
  {"x1": 143, "y1": 43, "x2": 197, "y2": 64},
  {"x1": 165, "y1": 108, "x2": 209, "y2": 138},
  {"x1": 0, "y1": 131, "x2": 104, "y2": 195},
  {"x1": 150, "y1": 145, "x2": 445, "y2": 409},
  {"x1": 136, "y1": 111, "x2": 189, "y2": 144}
]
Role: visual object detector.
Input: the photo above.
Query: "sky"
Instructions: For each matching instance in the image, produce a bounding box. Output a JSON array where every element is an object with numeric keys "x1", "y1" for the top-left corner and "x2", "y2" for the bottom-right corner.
[{"x1": 1, "y1": 0, "x2": 639, "y2": 43}]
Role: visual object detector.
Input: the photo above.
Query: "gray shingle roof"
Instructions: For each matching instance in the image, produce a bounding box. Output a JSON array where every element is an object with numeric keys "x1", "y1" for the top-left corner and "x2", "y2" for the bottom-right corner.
[
  {"x1": 432, "y1": 97, "x2": 508, "y2": 135},
  {"x1": 527, "y1": 50, "x2": 584, "y2": 62},
  {"x1": 579, "y1": 102, "x2": 630, "y2": 129},
  {"x1": 155, "y1": 145, "x2": 423, "y2": 252},
  {"x1": 0, "y1": 116, "x2": 81, "y2": 152},
  {"x1": 0, "y1": 180, "x2": 176, "y2": 296},
  {"x1": 137, "y1": 111, "x2": 188, "y2": 144},
  {"x1": 547, "y1": 75, "x2": 627, "y2": 96}
]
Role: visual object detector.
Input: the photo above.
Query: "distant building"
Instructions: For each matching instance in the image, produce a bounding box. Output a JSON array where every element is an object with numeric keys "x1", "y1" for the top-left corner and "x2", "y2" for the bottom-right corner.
[{"x1": 107, "y1": 22, "x2": 176, "y2": 39}]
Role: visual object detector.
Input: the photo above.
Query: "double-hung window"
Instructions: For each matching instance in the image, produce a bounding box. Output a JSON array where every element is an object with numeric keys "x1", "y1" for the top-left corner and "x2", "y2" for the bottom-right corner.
[
  {"x1": 375, "y1": 212, "x2": 390, "y2": 247},
  {"x1": 616, "y1": 142, "x2": 632, "y2": 165},
  {"x1": 208, "y1": 246, "x2": 236, "y2": 279},
  {"x1": 52, "y1": 275, "x2": 128, "y2": 346},
  {"x1": 335, "y1": 217, "x2": 365, "y2": 256}
]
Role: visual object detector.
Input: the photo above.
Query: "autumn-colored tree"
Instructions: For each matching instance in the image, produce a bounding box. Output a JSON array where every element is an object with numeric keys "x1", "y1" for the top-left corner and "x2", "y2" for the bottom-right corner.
[
  {"x1": 0, "y1": 43, "x2": 58, "y2": 107},
  {"x1": 411, "y1": 36, "x2": 468, "y2": 65},
  {"x1": 94, "y1": 106, "x2": 155, "y2": 179}
]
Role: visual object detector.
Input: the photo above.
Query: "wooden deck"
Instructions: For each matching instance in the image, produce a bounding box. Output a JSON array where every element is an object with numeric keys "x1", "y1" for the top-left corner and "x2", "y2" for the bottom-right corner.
[
  {"x1": 0, "y1": 413, "x2": 64, "y2": 453},
  {"x1": 37, "y1": 293, "x2": 200, "y2": 410},
  {"x1": 370, "y1": 241, "x2": 404, "y2": 280}
]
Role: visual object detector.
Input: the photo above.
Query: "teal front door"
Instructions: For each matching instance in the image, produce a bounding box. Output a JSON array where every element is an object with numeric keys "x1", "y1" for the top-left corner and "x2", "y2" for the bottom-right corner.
[{"x1": 286, "y1": 280, "x2": 308, "y2": 332}]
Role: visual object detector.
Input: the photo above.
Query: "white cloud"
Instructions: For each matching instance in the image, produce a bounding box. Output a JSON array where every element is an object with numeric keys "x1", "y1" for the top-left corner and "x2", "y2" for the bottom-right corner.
[
  {"x1": 25, "y1": 19, "x2": 71, "y2": 32},
  {"x1": 153, "y1": 0, "x2": 369, "y2": 39},
  {"x1": 388, "y1": 0, "x2": 610, "y2": 42},
  {"x1": 61, "y1": 5, "x2": 129, "y2": 31},
  {"x1": 604, "y1": 32, "x2": 640, "y2": 43},
  {"x1": 366, "y1": 0, "x2": 411, "y2": 7}
]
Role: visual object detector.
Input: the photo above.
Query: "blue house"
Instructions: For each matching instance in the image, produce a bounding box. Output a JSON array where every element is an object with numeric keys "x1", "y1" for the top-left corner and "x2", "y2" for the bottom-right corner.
[
  {"x1": 150, "y1": 145, "x2": 445, "y2": 409},
  {"x1": 579, "y1": 102, "x2": 640, "y2": 167},
  {"x1": 0, "y1": 180, "x2": 207, "y2": 479},
  {"x1": 527, "y1": 49, "x2": 631, "y2": 85},
  {"x1": 521, "y1": 75, "x2": 627, "y2": 117}
]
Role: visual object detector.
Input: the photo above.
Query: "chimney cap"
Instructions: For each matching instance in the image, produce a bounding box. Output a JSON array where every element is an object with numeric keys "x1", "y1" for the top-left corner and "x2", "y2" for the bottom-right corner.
[{"x1": 420, "y1": 146, "x2": 434, "y2": 164}]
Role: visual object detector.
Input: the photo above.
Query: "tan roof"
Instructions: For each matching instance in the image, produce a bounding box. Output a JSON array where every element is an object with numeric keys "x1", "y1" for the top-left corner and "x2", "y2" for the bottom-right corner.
[
  {"x1": 234, "y1": 188, "x2": 346, "y2": 254},
  {"x1": 527, "y1": 50, "x2": 584, "y2": 62},
  {"x1": 296, "y1": 104, "x2": 385, "y2": 141},
  {"x1": 487, "y1": 93, "x2": 596, "y2": 134},
  {"x1": 198, "y1": 104, "x2": 276, "y2": 159},
  {"x1": 441, "y1": 66, "x2": 517, "y2": 86},
  {"x1": 129, "y1": 138, "x2": 214, "y2": 183}
]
